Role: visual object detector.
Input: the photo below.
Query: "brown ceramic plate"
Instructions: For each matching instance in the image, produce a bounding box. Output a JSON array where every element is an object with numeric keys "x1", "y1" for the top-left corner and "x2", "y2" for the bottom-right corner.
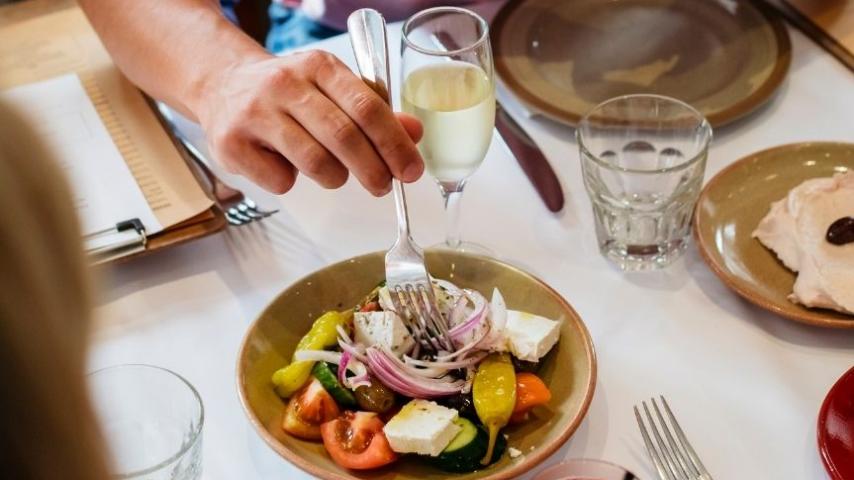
[
  {"x1": 694, "y1": 142, "x2": 854, "y2": 329},
  {"x1": 237, "y1": 251, "x2": 597, "y2": 480},
  {"x1": 492, "y1": 0, "x2": 791, "y2": 127}
]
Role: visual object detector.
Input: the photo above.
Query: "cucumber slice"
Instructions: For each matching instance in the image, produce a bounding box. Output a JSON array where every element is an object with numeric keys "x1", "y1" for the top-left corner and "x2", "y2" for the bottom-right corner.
[
  {"x1": 429, "y1": 418, "x2": 507, "y2": 473},
  {"x1": 311, "y1": 362, "x2": 356, "y2": 407},
  {"x1": 444, "y1": 418, "x2": 479, "y2": 453}
]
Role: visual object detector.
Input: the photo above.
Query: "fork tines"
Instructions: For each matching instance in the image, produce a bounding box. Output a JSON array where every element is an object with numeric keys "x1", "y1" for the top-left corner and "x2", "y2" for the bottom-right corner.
[
  {"x1": 225, "y1": 199, "x2": 278, "y2": 226},
  {"x1": 634, "y1": 396, "x2": 713, "y2": 480},
  {"x1": 388, "y1": 283, "x2": 454, "y2": 353}
]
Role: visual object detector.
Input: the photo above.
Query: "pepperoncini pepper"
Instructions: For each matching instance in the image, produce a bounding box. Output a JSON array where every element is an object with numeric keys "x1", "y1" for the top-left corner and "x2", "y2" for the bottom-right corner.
[
  {"x1": 271, "y1": 310, "x2": 352, "y2": 398},
  {"x1": 472, "y1": 352, "x2": 516, "y2": 465}
]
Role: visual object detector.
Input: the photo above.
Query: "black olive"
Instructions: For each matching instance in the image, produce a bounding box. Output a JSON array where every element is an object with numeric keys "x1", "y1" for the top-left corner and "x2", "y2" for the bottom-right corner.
[
  {"x1": 827, "y1": 216, "x2": 854, "y2": 246},
  {"x1": 440, "y1": 393, "x2": 478, "y2": 420},
  {"x1": 511, "y1": 356, "x2": 541, "y2": 374}
]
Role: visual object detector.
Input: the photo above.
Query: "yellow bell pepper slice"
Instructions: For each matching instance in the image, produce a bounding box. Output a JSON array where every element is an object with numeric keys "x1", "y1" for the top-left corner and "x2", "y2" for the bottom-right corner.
[{"x1": 271, "y1": 310, "x2": 352, "y2": 398}]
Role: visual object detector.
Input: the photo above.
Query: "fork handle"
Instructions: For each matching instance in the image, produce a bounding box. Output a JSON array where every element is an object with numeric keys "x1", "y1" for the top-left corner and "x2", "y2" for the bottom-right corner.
[
  {"x1": 177, "y1": 135, "x2": 243, "y2": 205},
  {"x1": 348, "y1": 9, "x2": 413, "y2": 241},
  {"x1": 391, "y1": 179, "x2": 412, "y2": 239}
]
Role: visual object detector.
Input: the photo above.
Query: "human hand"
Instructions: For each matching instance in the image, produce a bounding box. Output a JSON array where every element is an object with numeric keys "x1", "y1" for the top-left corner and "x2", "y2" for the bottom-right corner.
[{"x1": 195, "y1": 50, "x2": 424, "y2": 195}]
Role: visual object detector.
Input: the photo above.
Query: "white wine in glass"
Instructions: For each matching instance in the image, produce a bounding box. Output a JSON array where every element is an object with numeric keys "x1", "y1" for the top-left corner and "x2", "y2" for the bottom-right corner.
[
  {"x1": 401, "y1": 7, "x2": 495, "y2": 252},
  {"x1": 402, "y1": 61, "x2": 495, "y2": 182}
]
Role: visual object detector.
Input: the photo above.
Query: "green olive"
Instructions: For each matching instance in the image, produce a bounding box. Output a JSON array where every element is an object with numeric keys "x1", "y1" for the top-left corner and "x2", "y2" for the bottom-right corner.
[{"x1": 354, "y1": 379, "x2": 396, "y2": 413}]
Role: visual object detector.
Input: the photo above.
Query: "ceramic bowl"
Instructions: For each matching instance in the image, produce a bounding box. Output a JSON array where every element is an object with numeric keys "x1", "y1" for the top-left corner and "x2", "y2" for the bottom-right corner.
[{"x1": 237, "y1": 250, "x2": 596, "y2": 480}]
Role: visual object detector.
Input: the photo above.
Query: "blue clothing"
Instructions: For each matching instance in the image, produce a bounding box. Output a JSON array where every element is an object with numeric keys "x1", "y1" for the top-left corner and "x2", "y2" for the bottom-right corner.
[
  {"x1": 220, "y1": 1, "x2": 341, "y2": 54},
  {"x1": 267, "y1": 3, "x2": 341, "y2": 53}
]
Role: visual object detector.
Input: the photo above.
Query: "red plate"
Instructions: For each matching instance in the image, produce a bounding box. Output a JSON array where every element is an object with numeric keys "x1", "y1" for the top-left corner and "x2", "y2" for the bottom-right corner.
[{"x1": 819, "y1": 367, "x2": 854, "y2": 480}]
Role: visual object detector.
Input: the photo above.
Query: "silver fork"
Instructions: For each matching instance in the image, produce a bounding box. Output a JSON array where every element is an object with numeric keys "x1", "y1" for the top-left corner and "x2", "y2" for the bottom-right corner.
[
  {"x1": 348, "y1": 9, "x2": 454, "y2": 354},
  {"x1": 176, "y1": 134, "x2": 279, "y2": 226},
  {"x1": 634, "y1": 396, "x2": 714, "y2": 480}
]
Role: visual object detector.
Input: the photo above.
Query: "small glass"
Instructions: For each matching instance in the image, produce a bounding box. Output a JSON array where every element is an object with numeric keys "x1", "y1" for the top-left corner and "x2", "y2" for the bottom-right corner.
[
  {"x1": 578, "y1": 94, "x2": 712, "y2": 270},
  {"x1": 533, "y1": 459, "x2": 639, "y2": 480},
  {"x1": 88, "y1": 364, "x2": 204, "y2": 479},
  {"x1": 401, "y1": 7, "x2": 495, "y2": 252}
]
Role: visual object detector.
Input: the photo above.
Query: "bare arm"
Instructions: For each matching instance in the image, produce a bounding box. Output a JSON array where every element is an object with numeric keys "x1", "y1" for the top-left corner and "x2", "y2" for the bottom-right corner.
[
  {"x1": 78, "y1": 0, "x2": 264, "y2": 120},
  {"x1": 77, "y1": 0, "x2": 423, "y2": 195}
]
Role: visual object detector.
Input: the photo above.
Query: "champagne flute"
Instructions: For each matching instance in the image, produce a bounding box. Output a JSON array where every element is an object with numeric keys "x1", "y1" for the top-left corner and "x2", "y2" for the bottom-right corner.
[{"x1": 401, "y1": 7, "x2": 495, "y2": 252}]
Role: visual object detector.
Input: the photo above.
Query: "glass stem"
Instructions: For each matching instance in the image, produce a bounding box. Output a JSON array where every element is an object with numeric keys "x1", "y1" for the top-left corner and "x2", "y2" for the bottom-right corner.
[{"x1": 440, "y1": 181, "x2": 466, "y2": 249}]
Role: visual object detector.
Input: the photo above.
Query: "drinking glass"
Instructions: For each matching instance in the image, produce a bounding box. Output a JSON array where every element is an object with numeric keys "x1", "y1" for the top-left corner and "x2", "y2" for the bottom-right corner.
[
  {"x1": 533, "y1": 459, "x2": 638, "y2": 480},
  {"x1": 401, "y1": 7, "x2": 495, "y2": 252},
  {"x1": 578, "y1": 94, "x2": 712, "y2": 271},
  {"x1": 88, "y1": 364, "x2": 204, "y2": 479}
]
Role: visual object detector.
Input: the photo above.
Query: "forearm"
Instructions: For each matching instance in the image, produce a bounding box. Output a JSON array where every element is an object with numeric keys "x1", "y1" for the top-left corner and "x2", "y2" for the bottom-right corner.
[{"x1": 78, "y1": 0, "x2": 269, "y2": 120}]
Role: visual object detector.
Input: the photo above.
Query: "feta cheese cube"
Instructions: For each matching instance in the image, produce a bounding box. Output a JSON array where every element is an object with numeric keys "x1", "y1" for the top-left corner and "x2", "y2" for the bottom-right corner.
[
  {"x1": 503, "y1": 310, "x2": 560, "y2": 362},
  {"x1": 382, "y1": 400, "x2": 462, "y2": 456},
  {"x1": 353, "y1": 310, "x2": 414, "y2": 356}
]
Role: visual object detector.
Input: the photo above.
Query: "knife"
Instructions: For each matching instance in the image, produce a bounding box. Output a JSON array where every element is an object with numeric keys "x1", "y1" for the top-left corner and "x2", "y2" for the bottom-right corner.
[
  {"x1": 494, "y1": 103, "x2": 565, "y2": 213},
  {"x1": 431, "y1": 31, "x2": 564, "y2": 213}
]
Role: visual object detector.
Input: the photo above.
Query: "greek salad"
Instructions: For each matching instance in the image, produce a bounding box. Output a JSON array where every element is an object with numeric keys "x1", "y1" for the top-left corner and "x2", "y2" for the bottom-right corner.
[{"x1": 271, "y1": 279, "x2": 561, "y2": 473}]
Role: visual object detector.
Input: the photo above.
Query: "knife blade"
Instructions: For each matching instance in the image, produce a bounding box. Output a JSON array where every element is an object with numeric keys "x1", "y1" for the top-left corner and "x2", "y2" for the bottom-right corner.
[{"x1": 495, "y1": 104, "x2": 564, "y2": 212}]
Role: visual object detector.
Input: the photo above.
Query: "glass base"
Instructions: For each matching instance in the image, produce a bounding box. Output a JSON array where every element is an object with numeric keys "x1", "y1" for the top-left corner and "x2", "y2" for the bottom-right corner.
[
  {"x1": 429, "y1": 240, "x2": 493, "y2": 256},
  {"x1": 533, "y1": 459, "x2": 637, "y2": 480},
  {"x1": 600, "y1": 237, "x2": 688, "y2": 271}
]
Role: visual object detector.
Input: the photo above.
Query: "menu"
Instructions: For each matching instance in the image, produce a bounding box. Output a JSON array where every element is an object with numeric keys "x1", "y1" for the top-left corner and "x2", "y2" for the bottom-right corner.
[
  {"x1": 0, "y1": 74, "x2": 162, "y2": 251},
  {"x1": 0, "y1": 4, "x2": 215, "y2": 256}
]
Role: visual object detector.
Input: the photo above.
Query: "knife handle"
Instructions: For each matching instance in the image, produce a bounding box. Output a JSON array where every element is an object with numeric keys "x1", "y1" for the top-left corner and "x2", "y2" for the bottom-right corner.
[{"x1": 495, "y1": 109, "x2": 565, "y2": 213}]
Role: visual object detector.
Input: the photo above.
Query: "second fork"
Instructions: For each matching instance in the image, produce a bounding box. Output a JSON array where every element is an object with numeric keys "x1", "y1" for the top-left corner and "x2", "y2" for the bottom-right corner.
[{"x1": 634, "y1": 396, "x2": 714, "y2": 480}]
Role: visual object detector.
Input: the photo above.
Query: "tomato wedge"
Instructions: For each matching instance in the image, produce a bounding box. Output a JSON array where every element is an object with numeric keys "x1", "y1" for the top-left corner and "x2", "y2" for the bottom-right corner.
[
  {"x1": 320, "y1": 411, "x2": 397, "y2": 470},
  {"x1": 359, "y1": 301, "x2": 380, "y2": 312},
  {"x1": 510, "y1": 373, "x2": 552, "y2": 424},
  {"x1": 282, "y1": 378, "x2": 341, "y2": 440}
]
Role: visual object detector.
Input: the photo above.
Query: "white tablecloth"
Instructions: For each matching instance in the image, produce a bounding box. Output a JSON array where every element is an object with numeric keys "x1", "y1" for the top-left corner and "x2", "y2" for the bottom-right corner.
[{"x1": 91, "y1": 19, "x2": 854, "y2": 480}]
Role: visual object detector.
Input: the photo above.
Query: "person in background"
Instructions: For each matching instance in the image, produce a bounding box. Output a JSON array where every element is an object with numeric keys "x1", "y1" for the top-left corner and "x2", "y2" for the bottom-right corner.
[
  {"x1": 78, "y1": 1, "x2": 490, "y2": 198},
  {"x1": 262, "y1": 1, "x2": 489, "y2": 52},
  {"x1": 0, "y1": 102, "x2": 111, "y2": 480}
]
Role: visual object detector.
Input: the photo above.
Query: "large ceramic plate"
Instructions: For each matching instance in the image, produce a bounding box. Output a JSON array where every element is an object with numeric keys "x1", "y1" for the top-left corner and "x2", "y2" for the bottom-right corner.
[
  {"x1": 694, "y1": 142, "x2": 854, "y2": 329},
  {"x1": 237, "y1": 251, "x2": 597, "y2": 480},
  {"x1": 492, "y1": 0, "x2": 791, "y2": 127}
]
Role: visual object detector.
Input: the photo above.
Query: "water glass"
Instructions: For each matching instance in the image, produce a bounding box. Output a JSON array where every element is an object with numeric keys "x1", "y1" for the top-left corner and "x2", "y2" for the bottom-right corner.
[
  {"x1": 88, "y1": 364, "x2": 204, "y2": 479},
  {"x1": 578, "y1": 94, "x2": 712, "y2": 270}
]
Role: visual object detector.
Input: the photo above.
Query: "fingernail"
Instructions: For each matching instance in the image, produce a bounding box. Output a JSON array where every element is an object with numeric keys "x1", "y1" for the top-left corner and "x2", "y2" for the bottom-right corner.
[
  {"x1": 380, "y1": 182, "x2": 393, "y2": 196},
  {"x1": 402, "y1": 161, "x2": 423, "y2": 183}
]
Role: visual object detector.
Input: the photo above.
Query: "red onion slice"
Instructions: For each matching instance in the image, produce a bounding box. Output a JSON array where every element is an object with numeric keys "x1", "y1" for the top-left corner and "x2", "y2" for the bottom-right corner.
[
  {"x1": 293, "y1": 350, "x2": 342, "y2": 364},
  {"x1": 403, "y1": 351, "x2": 487, "y2": 370},
  {"x1": 432, "y1": 279, "x2": 462, "y2": 295},
  {"x1": 434, "y1": 324, "x2": 491, "y2": 362},
  {"x1": 448, "y1": 290, "x2": 488, "y2": 342},
  {"x1": 339, "y1": 355, "x2": 369, "y2": 390},
  {"x1": 448, "y1": 295, "x2": 470, "y2": 327},
  {"x1": 338, "y1": 350, "x2": 351, "y2": 387},
  {"x1": 350, "y1": 374, "x2": 372, "y2": 389},
  {"x1": 365, "y1": 347, "x2": 463, "y2": 398}
]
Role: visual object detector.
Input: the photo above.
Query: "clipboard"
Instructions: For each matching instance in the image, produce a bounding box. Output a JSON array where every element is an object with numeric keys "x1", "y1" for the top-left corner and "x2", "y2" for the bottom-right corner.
[{"x1": 0, "y1": 0, "x2": 227, "y2": 265}]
